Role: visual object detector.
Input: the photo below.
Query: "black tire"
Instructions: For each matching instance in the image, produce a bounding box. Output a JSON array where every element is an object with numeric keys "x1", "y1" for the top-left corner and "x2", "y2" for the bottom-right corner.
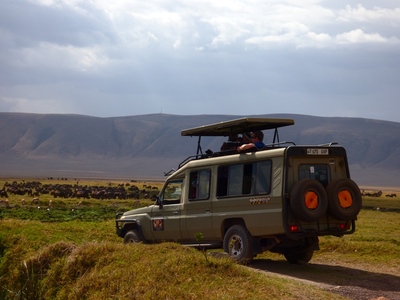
[
  {"x1": 284, "y1": 249, "x2": 314, "y2": 264},
  {"x1": 290, "y1": 179, "x2": 328, "y2": 222},
  {"x1": 326, "y1": 178, "x2": 362, "y2": 220},
  {"x1": 223, "y1": 225, "x2": 253, "y2": 264},
  {"x1": 123, "y1": 229, "x2": 142, "y2": 244}
]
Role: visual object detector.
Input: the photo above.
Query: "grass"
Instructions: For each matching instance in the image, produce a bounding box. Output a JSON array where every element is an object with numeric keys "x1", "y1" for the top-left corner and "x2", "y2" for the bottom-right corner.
[
  {"x1": 0, "y1": 221, "x2": 345, "y2": 300},
  {"x1": 362, "y1": 197, "x2": 400, "y2": 211},
  {"x1": 255, "y1": 209, "x2": 400, "y2": 264},
  {"x1": 0, "y1": 178, "x2": 399, "y2": 299},
  {"x1": 0, "y1": 177, "x2": 158, "y2": 221}
]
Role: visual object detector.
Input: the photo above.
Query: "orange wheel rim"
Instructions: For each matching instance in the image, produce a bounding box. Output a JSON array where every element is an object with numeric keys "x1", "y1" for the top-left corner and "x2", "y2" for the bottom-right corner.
[
  {"x1": 305, "y1": 191, "x2": 318, "y2": 209},
  {"x1": 338, "y1": 190, "x2": 352, "y2": 208}
]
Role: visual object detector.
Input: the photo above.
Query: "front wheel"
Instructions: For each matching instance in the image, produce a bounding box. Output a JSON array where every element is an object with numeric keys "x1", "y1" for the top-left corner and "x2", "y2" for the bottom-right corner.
[
  {"x1": 124, "y1": 229, "x2": 142, "y2": 243},
  {"x1": 223, "y1": 225, "x2": 253, "y2": 264}
]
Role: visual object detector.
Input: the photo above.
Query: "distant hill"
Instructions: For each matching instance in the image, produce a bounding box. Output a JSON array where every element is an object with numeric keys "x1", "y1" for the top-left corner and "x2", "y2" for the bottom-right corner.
[{"x1": 0, "y1": 112, "x2": 399, "y2": 187}]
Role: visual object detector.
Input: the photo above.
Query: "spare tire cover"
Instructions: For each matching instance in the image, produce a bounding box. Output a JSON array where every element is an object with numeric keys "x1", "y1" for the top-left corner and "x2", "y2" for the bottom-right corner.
[
  {"x1": 326, "y1": 178, "x2": 362, "y2": 220},
  {"x1": 290, "y1": 179, "x2": 328, "y2": 222}
]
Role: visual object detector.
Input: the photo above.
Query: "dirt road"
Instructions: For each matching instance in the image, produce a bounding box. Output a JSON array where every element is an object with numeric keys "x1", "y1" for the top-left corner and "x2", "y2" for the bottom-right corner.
[{"x1": 250, "y1": 258, "x2": 400, "y2": 300}]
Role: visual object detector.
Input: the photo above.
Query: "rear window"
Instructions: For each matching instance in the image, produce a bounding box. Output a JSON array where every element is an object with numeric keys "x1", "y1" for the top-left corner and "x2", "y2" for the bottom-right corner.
[{"x1": 299, "y1": 164, "x2": 330, "y2": 187}]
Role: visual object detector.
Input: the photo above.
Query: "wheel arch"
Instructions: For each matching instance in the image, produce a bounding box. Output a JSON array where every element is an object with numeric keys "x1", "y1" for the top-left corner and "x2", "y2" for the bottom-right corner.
[
  {"x1": 120, "y1": 221, "x2": 146, "y2": 242},
  {"x1": 220, "y1": 218, "x2": 246, "y2": 237}
]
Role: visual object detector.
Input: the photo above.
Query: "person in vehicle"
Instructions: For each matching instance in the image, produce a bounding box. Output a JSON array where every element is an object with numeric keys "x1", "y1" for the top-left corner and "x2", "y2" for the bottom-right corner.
[
  {"x1": 241, "y1": 132, "x2": 252, "y2": 144},
  {"x1": 220, "y1": 133, "x2": 240, "y2": 151},
  {"x1": 220, "y1": 132, "x2": 252, "y2": 151},
  {"x1": 237, "y1": 131, "x2": 265, "y2": 152}
]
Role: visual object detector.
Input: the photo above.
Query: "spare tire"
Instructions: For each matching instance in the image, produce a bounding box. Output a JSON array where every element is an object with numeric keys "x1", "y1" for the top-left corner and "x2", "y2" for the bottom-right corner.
[
  {"x1": 290, "y1": 179, "x2": 328, "y2": 222},
  {"x1": 326, "y1": 178, "x2": 362, "y2": 220}
]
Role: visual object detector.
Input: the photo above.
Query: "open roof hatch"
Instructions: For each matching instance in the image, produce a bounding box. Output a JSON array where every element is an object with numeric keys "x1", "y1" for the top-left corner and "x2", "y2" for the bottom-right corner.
[{"x1": 181, "y1": 117, "x2": 295, "y2": 157}]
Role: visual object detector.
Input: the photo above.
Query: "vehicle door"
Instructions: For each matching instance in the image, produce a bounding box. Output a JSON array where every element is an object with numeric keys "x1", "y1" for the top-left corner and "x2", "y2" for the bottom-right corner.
[
  {"x1": 150, "y1": 179, "x2": 183, "y2": 241},
  {"x1": 181, "y1": 169, "x2": 214, "y2": 241}
]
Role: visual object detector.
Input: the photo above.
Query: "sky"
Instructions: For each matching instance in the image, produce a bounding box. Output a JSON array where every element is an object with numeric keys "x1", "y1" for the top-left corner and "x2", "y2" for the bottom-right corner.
[{"x1": 1, "y1": 0, "x2": 399, "y2": 122}]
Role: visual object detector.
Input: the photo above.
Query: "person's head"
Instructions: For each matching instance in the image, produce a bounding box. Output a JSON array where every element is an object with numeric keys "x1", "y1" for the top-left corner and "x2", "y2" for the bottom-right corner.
[
  {"x1": 251, "y1": 131, "x2": 264, "y2": 142},
  {"x1": 242, "y1": 132, "x2": 252, "y2": 143}
]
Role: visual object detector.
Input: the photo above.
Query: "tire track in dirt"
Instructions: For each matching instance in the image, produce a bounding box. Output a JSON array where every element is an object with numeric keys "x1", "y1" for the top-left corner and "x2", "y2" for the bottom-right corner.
[{"x1": 249, "y1": 259, "x2": 400, "y2": 300}]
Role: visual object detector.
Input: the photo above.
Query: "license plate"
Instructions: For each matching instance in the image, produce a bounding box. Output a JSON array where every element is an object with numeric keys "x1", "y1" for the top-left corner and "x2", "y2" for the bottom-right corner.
[{"x1": 307, "y1": 148, "x2": 328, "y2": 155}]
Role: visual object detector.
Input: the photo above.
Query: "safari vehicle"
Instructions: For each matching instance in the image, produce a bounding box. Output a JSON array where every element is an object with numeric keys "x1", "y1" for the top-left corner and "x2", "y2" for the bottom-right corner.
[{"x1": 116, "y1": 117, "x2": 362, "y2": 263}]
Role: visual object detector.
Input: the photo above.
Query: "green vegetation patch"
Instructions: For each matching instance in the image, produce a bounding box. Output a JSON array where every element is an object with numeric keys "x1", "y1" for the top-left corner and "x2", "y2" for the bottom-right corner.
[
  {"x1": 0, "y1": 240, "x2": 340, "y2": 300},
  {"x1": 362, "y1": 196, "x2": 400, "y2": 211},
  {"x1": 318, "y1": 210, "x2": 400, "y2": 264},
  {"x1": 1, "y1": 179, "x2": 398, "y2": 299},
  {"x1": 0, "y1": 220, "x2": 343, "y2": 300}
]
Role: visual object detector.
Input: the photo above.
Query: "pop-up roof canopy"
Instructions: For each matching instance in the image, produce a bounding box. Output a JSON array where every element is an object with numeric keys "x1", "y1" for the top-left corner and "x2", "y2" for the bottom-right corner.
[
  {"x1": 180, "y1": 117, "x2": 295, "y2": 158},
  {"x1": 181, "y1": 117, "x2": 294, "y2": 137}
]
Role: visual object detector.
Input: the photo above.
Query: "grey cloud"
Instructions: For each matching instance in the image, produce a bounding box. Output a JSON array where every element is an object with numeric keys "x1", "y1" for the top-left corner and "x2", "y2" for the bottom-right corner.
[
  {"x1": 0, "y1": 1, "x2": 399, "y2": 122},
  {"x1": 0, "y1": 1, "x2": 116, "y2": 48}
]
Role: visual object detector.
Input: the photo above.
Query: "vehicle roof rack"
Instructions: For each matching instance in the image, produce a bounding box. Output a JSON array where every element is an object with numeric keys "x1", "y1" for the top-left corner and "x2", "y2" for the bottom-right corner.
[
  {"x1": 180, "y1": 117, "x2": 295, "y2": 158},
  {"x1": 181, "y1": 117, "x2": 294, "y2": 137}
]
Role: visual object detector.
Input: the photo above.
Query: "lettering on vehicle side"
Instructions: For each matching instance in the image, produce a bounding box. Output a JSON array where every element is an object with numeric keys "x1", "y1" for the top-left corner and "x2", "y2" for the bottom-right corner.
[
  {"x1": 152, "y1": 218, "x2": 164, "y2": 231},
  {"x1": 249, "y1": 196, "x2": 271, "y2": 205}
]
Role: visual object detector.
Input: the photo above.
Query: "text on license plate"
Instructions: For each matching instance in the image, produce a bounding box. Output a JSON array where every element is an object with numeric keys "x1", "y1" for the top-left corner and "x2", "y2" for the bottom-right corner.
[{"x1": 307, "y1": 148, "x2": 328, "y2": 155}]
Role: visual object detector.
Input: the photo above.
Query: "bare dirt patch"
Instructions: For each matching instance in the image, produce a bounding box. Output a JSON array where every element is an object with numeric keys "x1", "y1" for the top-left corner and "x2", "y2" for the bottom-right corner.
[{"x1": 250, "y1": 259, "x2": 400, "y2": 300}]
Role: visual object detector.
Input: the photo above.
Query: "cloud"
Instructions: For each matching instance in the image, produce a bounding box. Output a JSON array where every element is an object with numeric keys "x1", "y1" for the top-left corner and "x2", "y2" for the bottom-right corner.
[
  {"x1": 338, "y1": 4, "x2": 400, "y2": 25},
  {"x1": 0, "y1": 1, "x2": 399, "y2": 122},
  {"x1": 335, "y1": 29, "x2": 398, "y2": 44},
  {"x1": 0, "y1": 94, "x2": 76, "y2": 115}
]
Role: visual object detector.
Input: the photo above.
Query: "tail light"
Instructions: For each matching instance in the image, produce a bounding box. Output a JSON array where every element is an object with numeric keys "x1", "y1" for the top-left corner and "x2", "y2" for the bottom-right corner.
[{"x1": 339, "y1": 222, "x2": 350, "y2": 230}]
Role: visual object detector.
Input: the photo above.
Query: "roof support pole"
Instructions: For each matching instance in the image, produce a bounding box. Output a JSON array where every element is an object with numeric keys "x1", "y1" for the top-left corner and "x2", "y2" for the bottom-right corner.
[
  {"x1": 273, "y1": 128, "x2": 280, "y2": 144},
  {"x1": 196, "y1": 136, "x2": 203, "y2": 156}
]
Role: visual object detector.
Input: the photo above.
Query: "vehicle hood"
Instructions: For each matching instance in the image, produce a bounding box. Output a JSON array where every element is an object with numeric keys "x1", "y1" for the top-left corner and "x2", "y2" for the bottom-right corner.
[{"x1": 122, "y1": 205, "x2": 155, "y2": 217}]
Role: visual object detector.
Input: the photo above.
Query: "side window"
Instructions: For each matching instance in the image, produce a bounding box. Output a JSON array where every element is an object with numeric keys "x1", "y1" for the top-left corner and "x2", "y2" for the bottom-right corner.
[
  {"x1": 228, "y1": 164, "x2": 243, "y2": 196},
  {"x1": 189, "y1": 169, "x2": 211, "y2": 201},
  {"x1": 217, "y1": 160, "x2": 272, "y2": 198},
  {"x1": 299, "y1": 164, "x2": 330, "y2": 187},
  {"x1": 254, "y1": 161, "x2": 271, "y2": 194},
  {"x1": 217, "y1": 166, "x2": 229, "y2": 197},
  {"x1": 161, "y1": 179, "x2": 183, "y2": 204},
  {"x1": 242, "y1": 163, "x2": 253, "y2": 194}
]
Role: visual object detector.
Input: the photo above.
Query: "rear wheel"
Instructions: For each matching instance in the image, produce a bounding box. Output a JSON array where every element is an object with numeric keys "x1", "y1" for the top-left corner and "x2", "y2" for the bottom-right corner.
[
  {"x1": 223, "y1": 225, "x2": 253, "y2": 264},
  {"x1": 326, "y1": 178, "x2": 362, "y2": 220},
  {"x1": 124, "y1": 229, "x2": 142, "y2": 243},
  {"x1": 284, "y1": 249, "x2": 314, "y2": 264},
  {"x1": 290, "y1": 179, "x2": 328, "y2": 222}
]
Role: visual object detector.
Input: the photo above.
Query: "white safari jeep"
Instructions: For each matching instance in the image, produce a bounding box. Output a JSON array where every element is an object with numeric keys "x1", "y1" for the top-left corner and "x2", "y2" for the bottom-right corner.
[{"x1": 116, "y1": 117, "x2": 362, "y2": 263}]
